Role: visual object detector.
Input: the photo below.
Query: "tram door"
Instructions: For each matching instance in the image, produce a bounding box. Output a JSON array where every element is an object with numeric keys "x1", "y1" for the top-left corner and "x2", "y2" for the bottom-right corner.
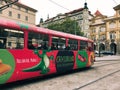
[{"x1": 55, "y1": 50, "x2": 74, "y2": 72}]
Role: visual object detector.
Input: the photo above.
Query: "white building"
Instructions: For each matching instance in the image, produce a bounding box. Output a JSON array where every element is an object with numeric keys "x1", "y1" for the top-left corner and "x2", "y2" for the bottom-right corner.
[{"x1": 39, "y1": 2, "x2": 93, "y2": 37}]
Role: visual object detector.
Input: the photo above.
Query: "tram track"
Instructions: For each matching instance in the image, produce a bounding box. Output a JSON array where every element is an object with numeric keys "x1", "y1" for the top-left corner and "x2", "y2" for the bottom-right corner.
[
  {"x1": 73, "y1": 59, "x2": 120, "y2": 90},
  {"x1": 93, "y1": 59, "x2": 120, "y2": 68},
  {"x1": 74, "y1": 68, "x2": 120, "y2": 90},
  {"x1": 94, "y1": 61, "x2": 120, "y2": 68}
]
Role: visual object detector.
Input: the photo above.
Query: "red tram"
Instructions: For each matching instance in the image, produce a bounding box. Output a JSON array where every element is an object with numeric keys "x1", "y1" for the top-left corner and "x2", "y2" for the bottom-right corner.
[{"x1": 0, "y1": 18, "x2": 95, "y2": 84}]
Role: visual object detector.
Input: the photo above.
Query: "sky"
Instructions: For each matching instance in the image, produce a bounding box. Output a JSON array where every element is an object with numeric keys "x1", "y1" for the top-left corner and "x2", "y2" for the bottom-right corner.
[{"x1": 20, "y1": 0, "x2": 120, "y2": 24}]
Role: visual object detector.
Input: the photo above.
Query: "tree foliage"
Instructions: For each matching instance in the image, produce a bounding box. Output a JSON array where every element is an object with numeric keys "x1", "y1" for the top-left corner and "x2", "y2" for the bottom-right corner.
[{"x1": 47, "y1": 17, "x2": 84, "y2": 36}]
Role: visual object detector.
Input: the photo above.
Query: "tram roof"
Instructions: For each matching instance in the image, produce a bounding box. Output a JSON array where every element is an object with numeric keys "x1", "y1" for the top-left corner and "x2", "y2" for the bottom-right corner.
[{"x1": 0, "y1": 18, "x2": 93, "y2": 42}]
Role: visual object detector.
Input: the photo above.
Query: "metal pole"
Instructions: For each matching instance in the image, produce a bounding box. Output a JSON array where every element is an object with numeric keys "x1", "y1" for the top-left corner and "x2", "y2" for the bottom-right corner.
[
  {"x1": 98, "y1": 29, "x2": 101, "y2": 57},
  {"x1": 75, "y1": 22, "x2": 76, "y2": 35},
  {"x1": 74, "y1": 18, "x2": 76, "y2": 35}
]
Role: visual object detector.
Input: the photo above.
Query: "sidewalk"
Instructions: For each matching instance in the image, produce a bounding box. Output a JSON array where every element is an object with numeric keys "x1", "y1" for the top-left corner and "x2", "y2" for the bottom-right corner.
[{"x1": 95, "y1": 55, "x2": 120, "y2": 60}]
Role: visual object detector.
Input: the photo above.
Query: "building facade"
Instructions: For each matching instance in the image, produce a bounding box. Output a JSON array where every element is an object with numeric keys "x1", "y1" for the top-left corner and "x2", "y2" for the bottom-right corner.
[
  {"x1": 90, "y1": 10, "x2": 107, "y2": 51},
  {"x1": 0, "y1": 1, "x2": 37, "y2": 25},
  {"x1": 40, "y1": 2, "x2": 93, "y2": 37},
  {"x1": 90, "y1": 4, "x2": 120, "y2": 54}
]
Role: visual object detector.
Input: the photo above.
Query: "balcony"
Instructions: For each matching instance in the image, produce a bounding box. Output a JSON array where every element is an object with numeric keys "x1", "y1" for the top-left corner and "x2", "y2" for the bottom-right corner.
[{"x1": 108, "y1": 28, "x2": 117, "y2": 32}]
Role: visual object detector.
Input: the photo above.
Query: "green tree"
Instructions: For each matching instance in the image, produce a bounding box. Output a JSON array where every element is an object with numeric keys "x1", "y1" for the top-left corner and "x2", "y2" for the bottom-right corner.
[{"x1": 47, "y1": 17, "x2": 84, "y2": 36}]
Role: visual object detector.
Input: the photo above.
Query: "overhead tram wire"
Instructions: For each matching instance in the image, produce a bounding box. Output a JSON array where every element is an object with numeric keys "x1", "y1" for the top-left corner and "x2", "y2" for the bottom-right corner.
[
  {"x1": 48, "y1": 0, "x2": 71, "y2": 11},
  {"x1": 112, "y1": 0, "x2": 118, "y2": 5},
  {"x1": 0, "y1": 0, "x2": 19, "y2": 11}
]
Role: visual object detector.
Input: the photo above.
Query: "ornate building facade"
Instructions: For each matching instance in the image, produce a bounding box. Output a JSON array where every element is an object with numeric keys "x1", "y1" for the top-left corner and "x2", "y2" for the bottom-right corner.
[{"x1": 90, "y1": 4, "x2": 120, "y2": 54}]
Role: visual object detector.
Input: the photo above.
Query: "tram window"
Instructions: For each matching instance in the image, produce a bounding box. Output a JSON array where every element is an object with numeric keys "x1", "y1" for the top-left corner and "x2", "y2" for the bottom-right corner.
[
  {"x1": 80, "y1": 40, "x2": 88, "y2": 50},
  {"x1": 68, "y1": 39, "x2": 78, "y2": 50},
  {"x1": 88, "y1": 42, "x2": 93, "y2": 51},
  {"x1": 28, "y1": 32, "x2": 49, "y2": 50},
  {"x1": 52, "y1": 37, "x2": 66, "y2": 50},
  {"x1": 0, "y1": 28, "x2": 24, "y2": 49}
]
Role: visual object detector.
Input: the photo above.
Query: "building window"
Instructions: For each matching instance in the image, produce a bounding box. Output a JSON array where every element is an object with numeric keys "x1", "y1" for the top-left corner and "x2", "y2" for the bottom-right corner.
[
  {"x1": 79, "y1": 20, "x2": 82, "y2": 24},
  {"x1": 9, "y1": 5, "x2": 12, "y2": 7},
  {"x1": 0, "y1": 1, "x2": 3, "y2": 4},
  {"x1": 100, "y1": 35, "x2": 106, "y2": 40},
  {"x1": 93, "y1": 37, "x2": 96, "y2": 41},
  {"x1": 18, "y1": 14, "x2": 21, "y2": 19},
  {"x1": 8, "y1": 42, "x2": 12, "y2": 47},
  {"x1": 109, "y1": 21, "x2": 116, "y2": 28},
  {"x1": 92, "y1": 28, "x2": 96, "y2": 33},
  {"x1": 119, "y1": 20, "x2": 120, "y2": 27},
  {"x1": 85, "y1": 25, "x2": 89, "y2": 30},
  {"x1": 110, "y1": 32, "x2": 116, "y2": 39},
  {"x1": 100, "y1": 27, "x2": 105, "y2": 32},
  {"x1": 9, "y1": 11, "x2": 12, "y2": 16},
  {"x1": 18, "y1": 6, "x2": 21, "y2": 10},
  {"x1": 25, "y1": 16, "x2": 28, "y2": 21},
  {"x1": 92, "y1": 29, "x2": 96, "y2": 33},
  {"x1": 78, "y1": 15, "x2": 82, "y2": 19},
  {"x1": 26, "y1": 9, "x2": 28, "y2": 13},
  {"x1": 119, "y1": 10, "x2": 120, "y2": 15},
  {"x1": 0, "y1": 10, "x2": 2, "y2": 14}
]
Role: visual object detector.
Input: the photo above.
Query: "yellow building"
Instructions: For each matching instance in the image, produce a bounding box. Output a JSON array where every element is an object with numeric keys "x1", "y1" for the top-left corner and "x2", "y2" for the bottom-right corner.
[
  {"x1": 90, "y1": 4, "x2": 120, "y2": 54},
  {"x1": 0, "y1": 1, "x2": 37, "y2": 25}
]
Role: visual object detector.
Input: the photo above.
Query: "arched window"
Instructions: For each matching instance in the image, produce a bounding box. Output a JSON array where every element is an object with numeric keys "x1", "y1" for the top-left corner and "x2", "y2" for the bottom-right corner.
[
  {"x1": 100, "y1": 27, "x2": 105, "y2": 32},
  {"x1": 109, "y1": 21, "x2": 116, "y2": 28}
]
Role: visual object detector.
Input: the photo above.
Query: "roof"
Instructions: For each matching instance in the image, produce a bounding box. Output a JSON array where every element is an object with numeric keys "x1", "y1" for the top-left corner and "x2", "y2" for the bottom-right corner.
[
  {"x1": 113, "y1": 4, "x2": 120, "y2": 10},
  {"x1": 45, "y1": 14, "x2": 66, "y2": 22},
  {"x1": 44, "y1": 8, "x2": 84, "y2": 22},
  {"x1": 94, "y1": 10, "x2": 103, "y2": 16},
  {"x1": 65, "y1": 8, "x2": 84, "y2": 15},
  {"x1": 104, "y1": 16, "x2": 120, "y2": 21},
  {"x1": 15, "y1": 2, "x2": 37, "y2": 12},
  {"x1": 44, "y1": 7, "x2": 93, "y2": 23}
]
